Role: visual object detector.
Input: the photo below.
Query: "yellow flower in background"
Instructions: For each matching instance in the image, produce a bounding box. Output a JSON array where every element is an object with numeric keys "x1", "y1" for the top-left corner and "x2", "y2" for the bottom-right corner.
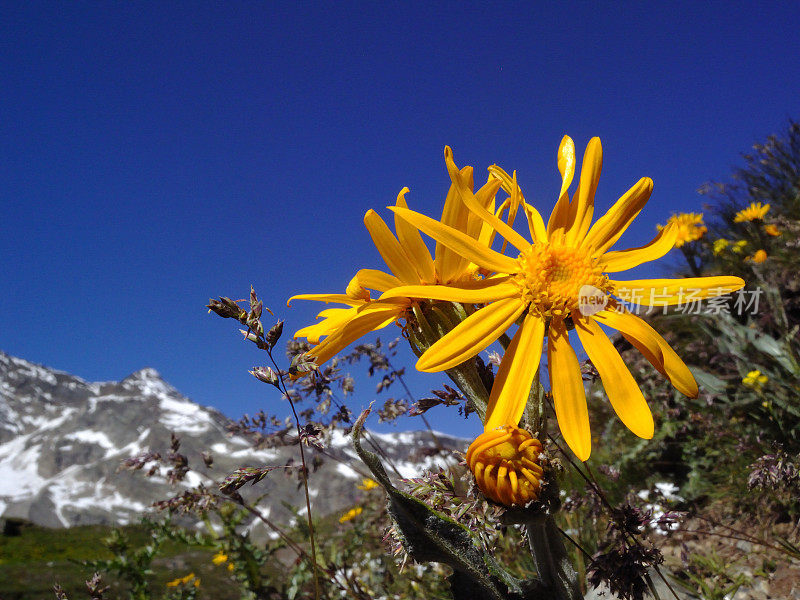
[
  {"x1": 734, "y1": 202, "x2": 770, "y2": 223},
  {"x1": 713, "y1": 239, "x2": 730, "y2": 255},
  {"x1": 339, "y1": 506, "x2": 363, "y2": 523},
  {"x1": 386, "y1": 137, "x2": 744, "y2": 461},
  {"x1": 731, "y1": 240, "x2": 749, "y2": 254},
  {"x1": 763, "y1": 224, "x2": 781, "y2": 236},
  {"x1": 289, "y1": 166, "x2": 503, "y2": 369},
  {"x1": 357, "y1": 478, "x2": 380, "y2": 491},
  {"x1": 748, "y1": 249, "x2": 768, "y2": 264},
  {"x1": 743, "y1": 370, "x2": 768, "y2": 390},
  {"x1": 166, "y1": 573, "x2": 197, "y2": 588},
  {"x1": 212, "y1": 551, "x2": 228, "y2": 565},
  {"x1": 658, "y1": 212, "x2": 707, "y2": 247}
]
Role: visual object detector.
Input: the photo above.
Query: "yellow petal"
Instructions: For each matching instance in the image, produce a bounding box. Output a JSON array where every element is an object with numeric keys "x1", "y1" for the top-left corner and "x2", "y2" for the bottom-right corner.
[
  {"x1": 395, "y1": 188, "x2": 436, "y2": 283},
  {"x1": 466, "y1": 175, "x2": 504, "y2": 241},
  {"x1": 354, "y1": 268, "x2": 402, "y2": 292},
  {"x1": 310, "y1": 302, "x2": 407, "y2": 366},
  {"x1": 378, "y1": 276, "x2": 518, "y2": 304},
  {"x1": 521, "y1": 200, "x2": 548, "y2": 244},
  {"x1": 390, "y1": 206, "x2": 519, "y2": 275},
  {"x1": 582, "y1": 177, "x2": 653, "y2": 255},
  {"x1": 484, "y1": 313, "x2": 545, "y2": 431},
  {"x1": 287, "y1": 293, "x2": 366, "y2": 307},
  {"x1": 557, "y1": 135, "x2": 576, "y2": 199},
  {"x1": 363, "y1": 209, "x2": 420, "y2": 284},
  {"x1": 599, "y1": 223, "x2": 678, "y2": 273},
  {"x1": 294, "y1": 307, "x2": 356, "y2": 344},
  {"x1": 574, "y1": 315, "x2": 654, "y2": 439},
  {"x1": 593, "y1": 308, "x2": 698, "y2": 398},
  {"x1": 438, "y1": 150, "x2": 474, "y2": 282},
  {"x1": 416, "y1": 298, "x2": 525, "y2": 372},
  {"x1": 547, "y1": 317, "x2": 591, "y2": 461},
  {"x1": 611, "y1": 276, "x2": 745, "y2": 306},
  {"x1": 547, "y1": 136, "x2": 576, "y2": 241},
  {"x1": 455, "y1": 173, "x2": 530, "y2": 253},
  {"x1": 565, "y1": 137, "x2": 602, "y2": 246}
]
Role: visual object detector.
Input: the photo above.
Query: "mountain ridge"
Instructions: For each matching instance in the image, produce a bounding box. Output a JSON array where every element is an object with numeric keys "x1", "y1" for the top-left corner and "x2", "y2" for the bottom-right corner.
[{"x1": 0, "y1": 350, "x2": 463, "y2": 531}]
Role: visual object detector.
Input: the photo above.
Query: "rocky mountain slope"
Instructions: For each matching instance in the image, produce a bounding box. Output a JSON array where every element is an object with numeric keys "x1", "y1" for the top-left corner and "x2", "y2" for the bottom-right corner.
[{"x1": 0, "y1": 350, "x2": 462, "y2": 530}]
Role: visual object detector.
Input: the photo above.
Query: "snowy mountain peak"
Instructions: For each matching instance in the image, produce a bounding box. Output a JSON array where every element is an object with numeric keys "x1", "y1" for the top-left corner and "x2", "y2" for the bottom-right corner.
[{"x1": 120, "y1": 368, "x2": 177, "y2": 398}]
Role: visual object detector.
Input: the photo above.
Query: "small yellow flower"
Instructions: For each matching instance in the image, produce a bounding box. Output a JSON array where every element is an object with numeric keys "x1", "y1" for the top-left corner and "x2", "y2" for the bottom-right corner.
[
  {"x1": 763, "y1": 224, "x2": 781, "y2": 237},
  {"x1": 747, "y1": 249, "x2": 768, "y2": 264},
  {"x1": 466, "y1": 425, "x2": 543, "y2": 506},
  {"x1": 731, "y1": 240, "x2": 749, "y2": 254},
  {"x1": 227, "y1": 562, "x2": 235, "y2": 572},
  {"x1": 658, "y1": 213, "x2": 707, "y2": 247},
  {"x1": 212, "y1": 551, "x2": 228, "y2": 565},
  {"x1": 742, "y1": 370, "x2": 768, "y2": 390},
  {"x1": 357, "y1": 478, "x2": 380, "y2": 491},
  {"x1": 166, "y1": 573, "x2": 197, "y2": 587},
  {"x1": 734, "y1": 202, "x2": 770, "y2": 223},
  {"x1": 712, "y1": 238, "x2": 730, "y2": 255},
  {"x1": 339, "y1": 506, "x2": 363, "y2": 523}
]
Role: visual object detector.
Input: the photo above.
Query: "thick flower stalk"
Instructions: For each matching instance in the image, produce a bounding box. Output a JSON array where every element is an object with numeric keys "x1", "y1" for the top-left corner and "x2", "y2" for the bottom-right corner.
[{"x1": 383, "y1": 137, "x2": 745, "y2": 461}]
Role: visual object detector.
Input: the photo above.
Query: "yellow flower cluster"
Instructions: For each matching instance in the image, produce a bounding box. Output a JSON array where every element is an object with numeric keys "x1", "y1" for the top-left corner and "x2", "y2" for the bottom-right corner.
[
  {"x1": 166, "y1": 573, "x2": 200, "y2": 588},
  {"x1": 734, "y1": 202, "x2": 770, "y2": 223},
  {"x1": 290, "y1": 136, "x2": 744, "y2": 504},
  {"x1": 731, "y1": 240, "x2": 749, "y2": 254},
  {"x1": 339, "y1": 506, "x2": 363, "y2": 523},
  {"x1": 658, "y1": 213, "x2": 707, "y2": 247},
  {"x1": 713, "y1": 239, "x2": 729, "y2": 255},
  {"x1": 742, "y1": 370, "x2": 768, "y2": 390}
]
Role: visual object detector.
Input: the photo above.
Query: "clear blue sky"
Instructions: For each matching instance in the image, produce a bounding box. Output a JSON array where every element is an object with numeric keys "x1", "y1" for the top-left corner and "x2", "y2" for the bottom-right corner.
[{"x1": 2, "y1": 2, "x2": 799, "y2": 440}]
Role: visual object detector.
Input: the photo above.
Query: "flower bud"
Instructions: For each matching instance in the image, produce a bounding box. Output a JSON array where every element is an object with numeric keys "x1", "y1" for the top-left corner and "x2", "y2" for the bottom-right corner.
[{"x1": 466, "y1": 425, "x2": 544, "y2": 506}]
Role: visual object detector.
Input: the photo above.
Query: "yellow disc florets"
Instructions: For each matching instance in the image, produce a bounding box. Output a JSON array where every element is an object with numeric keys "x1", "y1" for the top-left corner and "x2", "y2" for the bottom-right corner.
[
  {"x1": 514, "y1": 242, "x2": 610, "y2": 318},
  {"x1": 466, "y1": 425, "x2": 544, "y2": 506}
]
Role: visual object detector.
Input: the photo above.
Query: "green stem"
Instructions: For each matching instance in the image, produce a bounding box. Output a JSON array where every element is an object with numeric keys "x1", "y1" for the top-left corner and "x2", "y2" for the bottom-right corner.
[{"x1": 526, "y1": 513, "x2": 582, "y2": 600}]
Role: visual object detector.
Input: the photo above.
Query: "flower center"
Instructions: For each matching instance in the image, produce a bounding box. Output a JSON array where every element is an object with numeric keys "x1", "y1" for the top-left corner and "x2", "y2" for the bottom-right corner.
[
  {"x1": 514, "y1": 242, "x2": 610, "y2": 318},
  {"x1": 466, "y1": 425, "x2": 544, "y2": 506}
]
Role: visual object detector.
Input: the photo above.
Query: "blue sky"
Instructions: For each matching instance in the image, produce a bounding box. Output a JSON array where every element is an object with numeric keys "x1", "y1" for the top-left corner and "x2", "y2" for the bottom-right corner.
[{"x1": 2, "y1": 3, "x2": 799, "y2": 440}]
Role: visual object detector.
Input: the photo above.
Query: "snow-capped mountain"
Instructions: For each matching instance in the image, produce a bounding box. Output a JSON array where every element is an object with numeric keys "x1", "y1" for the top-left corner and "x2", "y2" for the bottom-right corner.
[{"x1": 0, "y1": 350, "x2": 463, "y2": 529}]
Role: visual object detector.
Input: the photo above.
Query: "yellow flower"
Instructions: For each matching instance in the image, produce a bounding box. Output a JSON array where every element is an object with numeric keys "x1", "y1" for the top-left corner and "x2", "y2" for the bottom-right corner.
[
  {"x1": 743, "y1": 370, "x2": 768, "y2": 390},
  {"x1": 227, "y1": 562, "x2": 235, "y2": 572},
  {"x1": 731, "y1": 240, "x2": 748, "y2": 254},
  {"x1": 166, "y1": 573, "x2": 197, "y2": 587},
  {"x1": 466, "y1": 425, "x2": 543, "y2": 506},
  {"x1": 658, "y1": 213, "x2": 706, "y2": 247},
  {"x1": 734, "y1": 202, "x2": 770, "y2": 223},
  {"x1": 339, "y1": 506, "x2": 363, "y2": 523},
  {"x1": 748, "y1": 249, "x2": 768, "y2": 264},
  {"x1": 713, "y1": 239, "x2": 730, "y2": 255},
  {"x1": 763, "y1": 224, "x2": 781, "y2": 236},
  {"x1": 212, "y1": 551, "x2": 228, "y2": 565},
  {"x1": 387, "y1": 137, "x2": 744, "y2": 461},
  {"x1": 289, "y1": 167, "x2": 503, "y2": 369},
  {"x1": 357, "y1": 478, "x2": 380, "y2": 491}
]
